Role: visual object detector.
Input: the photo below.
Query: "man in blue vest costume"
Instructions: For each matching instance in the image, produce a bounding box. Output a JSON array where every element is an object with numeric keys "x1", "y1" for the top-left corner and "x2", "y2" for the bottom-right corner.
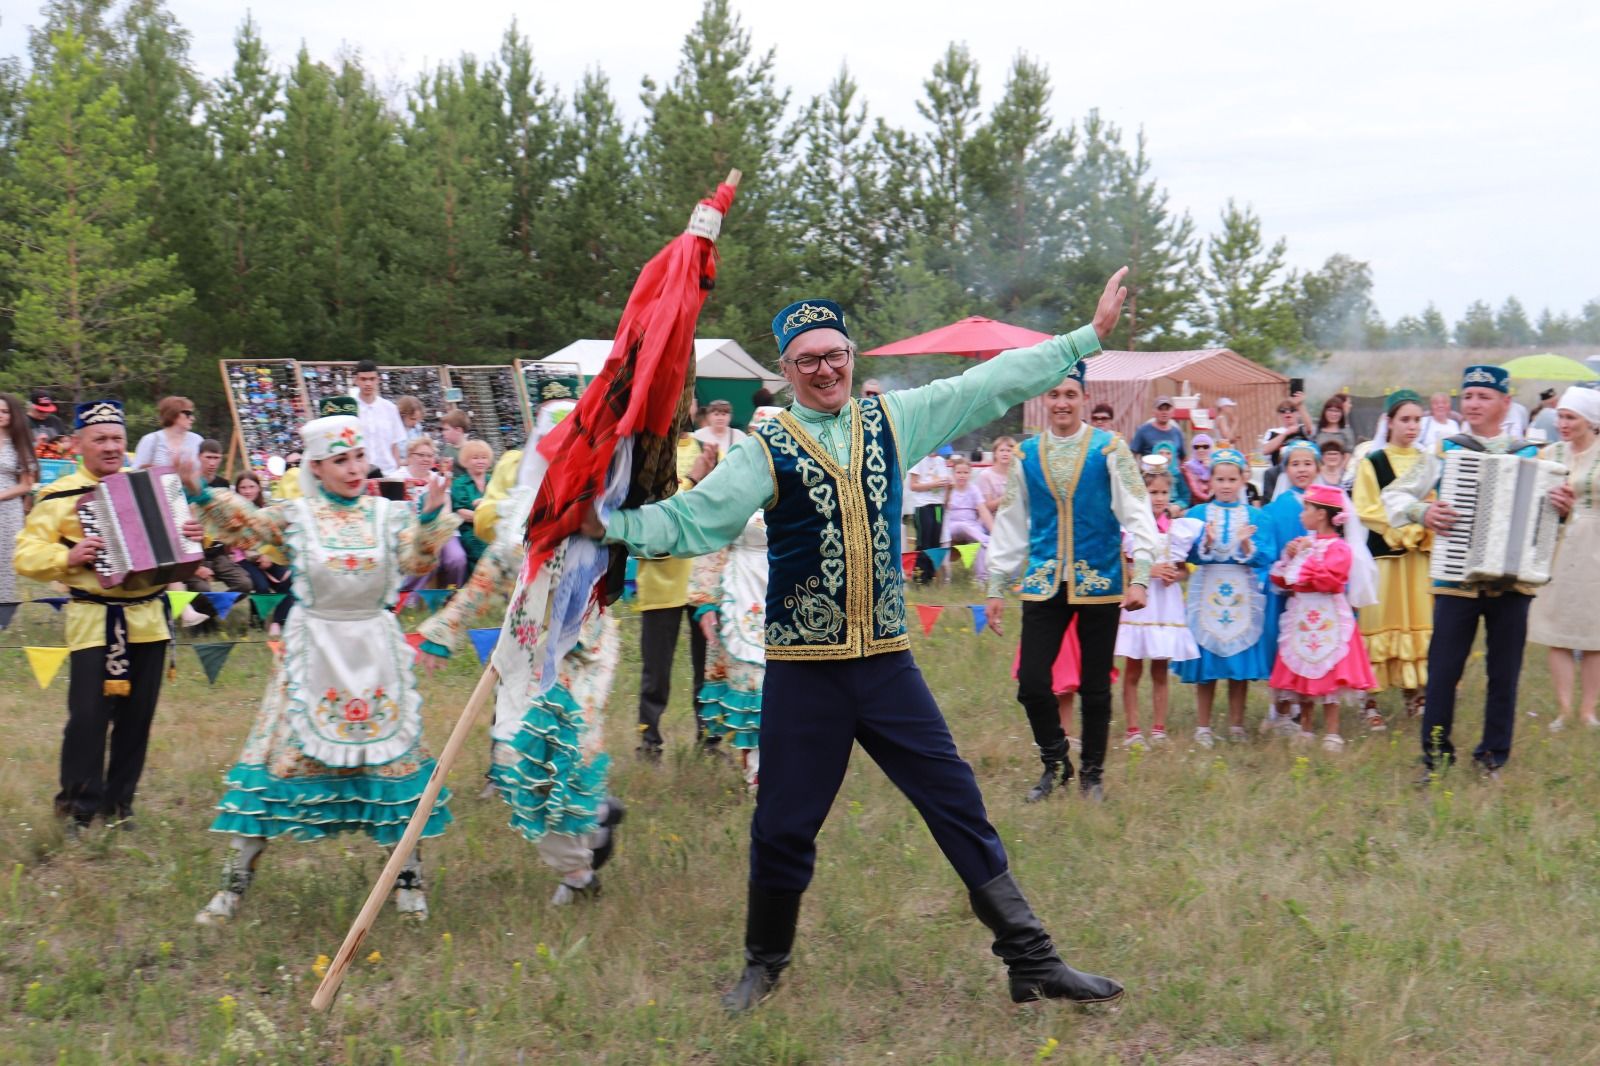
[
  {"x1": 984, "y1": 366, "x2": 1158, "y2": 802},
  {"x1": 584, "y1": 269, "x2": 1131, "y2": 1010},
  {"x1": 1381, "y1": 363, "x2": 1574, "y2": 782}
]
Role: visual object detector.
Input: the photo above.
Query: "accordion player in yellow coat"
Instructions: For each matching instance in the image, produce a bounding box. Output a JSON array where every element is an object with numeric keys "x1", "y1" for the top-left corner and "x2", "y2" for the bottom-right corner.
[{"x1": 14, "y1": 401, "x2": 202, "y2": 833}]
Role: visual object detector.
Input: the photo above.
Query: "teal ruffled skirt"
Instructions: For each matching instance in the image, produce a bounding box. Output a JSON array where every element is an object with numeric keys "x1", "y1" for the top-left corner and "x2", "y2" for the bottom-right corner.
[
  {"x1": 211, "y1": 760, "x2": 452, "y2": 847},
  {"x1": 701, "y1": 680, "x2": 761, "y2": 749},
  {"x1": 488, "y1": 683, "x2": 609, "y2": 842}
]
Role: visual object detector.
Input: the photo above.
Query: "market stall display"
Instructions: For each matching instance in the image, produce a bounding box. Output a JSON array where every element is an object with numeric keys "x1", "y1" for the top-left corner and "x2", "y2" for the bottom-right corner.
[
  {"x1": 219, "y1": 359, "x2": 310, "y2": 479},
  {"x1": 300, "y1": 362, "x2": 452, "y2": 440},
  {"x1": 446, "y1": 365, "x2": 527, "y2": 453}
]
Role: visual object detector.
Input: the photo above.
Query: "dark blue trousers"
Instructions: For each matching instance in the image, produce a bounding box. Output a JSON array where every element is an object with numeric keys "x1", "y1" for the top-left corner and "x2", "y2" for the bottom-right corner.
[
  {"x1": 751, "y1": 651, "x2": 1010, "y2": 893},
  {"x1": 1420, "y1": 592, "x2": 1531, "y2": 770}
]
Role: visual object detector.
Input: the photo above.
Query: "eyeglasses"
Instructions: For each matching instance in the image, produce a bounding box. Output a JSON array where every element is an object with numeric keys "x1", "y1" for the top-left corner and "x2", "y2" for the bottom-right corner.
[
  {"x1": 1194, "y1": 443, "x2": 1211, "y2": 450},
  {"x1": 785, "y1": 348, "x2": 852, "y2": 375},
  {"x1": 862, "y1": 390, "x2": 881, "y2": 398},
  {"x1": 1091, "y1": 414, "x2": 1112, "y2": 422},
  {"x1": 1277, "y1": 407, "x2": 1295, "y2": 414},
  {"x1": 180, "y1": 410, "x2": 195, "y2": 417}
]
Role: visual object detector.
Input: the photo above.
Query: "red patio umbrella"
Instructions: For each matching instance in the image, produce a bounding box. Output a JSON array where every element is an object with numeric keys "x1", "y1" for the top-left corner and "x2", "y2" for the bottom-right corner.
[{"x1": 862, "y1": 315, "x2": 1054, "y2": 360}]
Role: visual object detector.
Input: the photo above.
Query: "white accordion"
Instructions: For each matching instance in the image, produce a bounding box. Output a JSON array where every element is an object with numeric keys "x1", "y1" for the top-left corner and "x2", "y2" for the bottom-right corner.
[{"x1": 1429, "y1": 450, "x2": 1568, "y2": 586}]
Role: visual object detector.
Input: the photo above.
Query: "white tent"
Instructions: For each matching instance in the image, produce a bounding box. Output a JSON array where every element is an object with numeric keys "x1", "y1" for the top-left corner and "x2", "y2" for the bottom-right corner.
[{"x1": 540, "y1": 339, "x2": 785, "y2": 391}]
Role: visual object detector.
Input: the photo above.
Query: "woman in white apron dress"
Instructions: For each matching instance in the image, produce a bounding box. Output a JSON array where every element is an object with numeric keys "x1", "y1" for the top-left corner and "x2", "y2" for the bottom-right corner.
[
  {"x1": 690, "y1": 511, "x2": 768, "y2": 791},
  {"x1": 185, "y1": 406, "x2": 459, "y2": 926}
]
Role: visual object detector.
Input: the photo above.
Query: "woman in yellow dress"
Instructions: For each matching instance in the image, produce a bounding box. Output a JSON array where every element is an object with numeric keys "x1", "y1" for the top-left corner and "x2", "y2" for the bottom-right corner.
[{"x1": 1353, "y1": 390, "x2": 1432, "y2": 719}]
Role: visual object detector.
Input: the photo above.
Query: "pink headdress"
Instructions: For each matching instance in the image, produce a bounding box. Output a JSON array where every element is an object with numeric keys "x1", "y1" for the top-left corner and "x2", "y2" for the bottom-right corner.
[{"x1": 1303, "y1": 482, "x2": 1348, "y2": 519}]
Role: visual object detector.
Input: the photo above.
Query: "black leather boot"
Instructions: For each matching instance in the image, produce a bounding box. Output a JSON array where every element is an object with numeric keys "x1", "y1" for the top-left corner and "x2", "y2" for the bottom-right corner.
[
  {"x1": 970, "y1": 870, "x2": 1124, "y2": 1004},
  {"x1": 721, "y1": 885, "x2": 802, "y2": 1012},
  {"x1": 1025, "y1": 739, "x2": 1070, "y2": 803}
]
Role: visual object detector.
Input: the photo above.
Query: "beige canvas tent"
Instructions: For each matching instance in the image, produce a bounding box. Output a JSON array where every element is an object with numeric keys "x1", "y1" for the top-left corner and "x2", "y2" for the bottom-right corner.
[{"x1": 1023, "y1": 348, "x2": 1289, "y2": 449}]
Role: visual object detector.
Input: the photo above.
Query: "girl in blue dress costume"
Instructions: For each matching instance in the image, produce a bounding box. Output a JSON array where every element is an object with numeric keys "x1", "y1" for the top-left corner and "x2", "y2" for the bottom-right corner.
[
  {"x1": 186, "y1": 406, "x2": 459, "y2": 925},
  {"x1": 1176, "y1": 448, "x2": 1276, "y2": 747}
]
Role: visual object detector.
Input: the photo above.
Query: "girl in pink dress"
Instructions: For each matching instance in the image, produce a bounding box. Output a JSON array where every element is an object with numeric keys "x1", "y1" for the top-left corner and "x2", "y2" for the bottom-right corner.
[
  {"x1": 940, "y1": 456, "x2": 992, "y2": 582},
  {"x1": 1267, "y1": 483, "x2": 1378, "y2": 752}
]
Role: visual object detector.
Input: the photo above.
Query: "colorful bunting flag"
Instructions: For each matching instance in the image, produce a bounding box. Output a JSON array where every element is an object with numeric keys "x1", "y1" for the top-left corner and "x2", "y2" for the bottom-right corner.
[
  {"x1": 403, "y1": 633, "x2": 426, "y2": 661},
  {"x1": 203, "y1": 591, "x2": 242, "y2": 620},
  {"x1": 914, "y1": 603, "x2": 944, "y2": 636},
  {"x1": 955, "y1": 543, "x2": 979, "y2": 569},
  {"x1": 166, "y1": 590, "x2": 198, "y2": 616},
  {"x1": 266, "y1": 639, "x2": 284, "y2": 658},
  {"x1": 967, "y1": 603, "x2": 988, "y2": 634},
  {"x1": 901, "y1": 551, "x2": 919, "y2": 577},
  {"x1": 193, "y1": 643, "x2": 236, "y2": 684},
  {"x1": 417, "y1": 589, "x2": 454, "y2": 612},
  {"x1": 467, "y1": 628, "x2": 501, "y2": 664},
  {"x1": 249, "y1": 593, "x2": 286, "y2": 622},
  {"x1": 34, "y1": 597, "x2": 67, "y2": 611},
  {"x1": 393, "y1": 590, "x2": 411, "y2": 611},
  {"x1": 24, "y1": 646, "x2": 69, "y2": 689},
  {"x1": 924, "y1": 547, "x2": 949, "y2": 571}
]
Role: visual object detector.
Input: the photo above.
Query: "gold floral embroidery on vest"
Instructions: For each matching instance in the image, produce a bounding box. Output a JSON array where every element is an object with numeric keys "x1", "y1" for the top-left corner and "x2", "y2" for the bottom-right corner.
[
  {"x1": 871, "y1": 513, "x2": 906, "y2": 633},
  {"x1": 1021, "y1": 559, "x2": 1059, "y2": 596},
  {"x1": 767, "y1": 576, "x2": 846, "y2": 645},
  {"x1": 1074, "y1": 559, "x2": 1112, "y2": 594}
]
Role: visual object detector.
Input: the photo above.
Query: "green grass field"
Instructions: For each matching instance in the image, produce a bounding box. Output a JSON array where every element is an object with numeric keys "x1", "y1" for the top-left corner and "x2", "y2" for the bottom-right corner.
[{"x1": 1, "y1": 574, "x2": 1595, "y2": 1065}]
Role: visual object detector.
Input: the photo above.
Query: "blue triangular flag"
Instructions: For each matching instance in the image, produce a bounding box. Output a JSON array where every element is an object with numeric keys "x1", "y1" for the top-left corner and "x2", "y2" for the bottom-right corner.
[
  {"x1": 203, "y1": 591, "x2": 242, "y2": 619},
  {"x1": 925, "y1": 547, "x2": 949, "y2": 571},
  {"x1": 419, "y1": 588, "x2": 453, "y2": 611},
  {"x1": 34, "y1": 597, "x2": 67, "y2": 611},
  {"x1": 467, "y1": 627, "x2": 500, "y2": 664},
  {"x1": 967, "y1": 604, "x2": 987, "y2": 634}
]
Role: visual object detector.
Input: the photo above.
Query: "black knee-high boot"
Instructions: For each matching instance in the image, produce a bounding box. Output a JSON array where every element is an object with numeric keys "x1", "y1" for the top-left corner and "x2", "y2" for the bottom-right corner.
[
  {"x1": 970, "y1": 870, "x2": 1123, "y2": 1004},
  {"x1": 721, "y1": 884, "x2": 803, "y2": 1012}
]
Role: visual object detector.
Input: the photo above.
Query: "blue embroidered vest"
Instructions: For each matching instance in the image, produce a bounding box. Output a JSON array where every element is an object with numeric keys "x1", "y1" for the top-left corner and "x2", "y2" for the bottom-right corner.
[
  {"x1": 1017, "y1": 428, "x2": 1125, "y2": 603},
  {"x1": 753, "y1": 398, "x2": 908, "y2": 659}
]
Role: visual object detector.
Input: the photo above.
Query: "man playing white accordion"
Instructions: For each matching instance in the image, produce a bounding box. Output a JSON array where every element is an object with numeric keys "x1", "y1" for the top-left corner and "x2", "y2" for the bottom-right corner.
[{"x1": 1382, "y1": 364, "x2": 1576, "y2": 781}]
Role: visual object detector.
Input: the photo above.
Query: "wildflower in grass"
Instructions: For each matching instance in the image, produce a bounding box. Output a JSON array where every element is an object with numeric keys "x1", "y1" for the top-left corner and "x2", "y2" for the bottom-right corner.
[
  {"x1": 1035, "y1": 1036, "x2": 1060, "y2": 1061},
  {"x1": 366, "y1": 950, "x2": 382, "y2": 964},
  {"x1": 536, "y1": 942, "x2": 550, "y2": 959},
  {"x1": 441, "y1": 932, "x2": 452, "y2": 946},
  {"x1": 311, "y1": 955, "x2": 330, "y2": 979},
  {"x1": 217, "y1": 994, "x2": 237, "y2": 1029},
  {"x1": 1291, "y1": 755, "x2": 1310, "y2": 784},
  {"x1": 159, "y1": 941, "x2": 173, "y2": 958}
]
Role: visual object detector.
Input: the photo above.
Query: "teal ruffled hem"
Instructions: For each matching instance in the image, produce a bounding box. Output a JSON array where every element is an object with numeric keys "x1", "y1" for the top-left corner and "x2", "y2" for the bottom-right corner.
[
  {"x1": 488, "y1": 684, "x2": 609, "y2": 842},
  {"x1": 702, "y1": 681, "x2": 761, "y2": 750},
  {"x1": 208, "y1": 760, "x2": 453, "y2": 847}
]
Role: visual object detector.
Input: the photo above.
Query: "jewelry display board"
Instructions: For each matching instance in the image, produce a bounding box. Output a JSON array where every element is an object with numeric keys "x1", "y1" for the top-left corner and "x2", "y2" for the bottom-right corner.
[
  {"x1": 298, "y1": 362, "x2": 452, "y2": 441},
  {"x1": 446, "y1": 364, "x2": 527, "y2": 454},
  {"x1": 219, "y1": 359, "x2": 310, "y2": 480}
]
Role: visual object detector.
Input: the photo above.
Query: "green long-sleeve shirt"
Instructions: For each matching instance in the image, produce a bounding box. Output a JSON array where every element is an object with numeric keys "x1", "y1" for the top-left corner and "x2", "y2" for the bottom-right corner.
[{"x1": 606, "y1": 324, "x2": 1102, "y2": 557}]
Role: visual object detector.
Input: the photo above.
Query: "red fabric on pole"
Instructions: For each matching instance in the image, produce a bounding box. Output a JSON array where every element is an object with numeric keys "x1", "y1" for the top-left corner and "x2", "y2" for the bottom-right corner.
[
  {"x1": 862, "y1": 316, "x2": 1053, "y2": 360},
  {"x1": 522, "y1": 180, "x2": 738, "y2": 581}
]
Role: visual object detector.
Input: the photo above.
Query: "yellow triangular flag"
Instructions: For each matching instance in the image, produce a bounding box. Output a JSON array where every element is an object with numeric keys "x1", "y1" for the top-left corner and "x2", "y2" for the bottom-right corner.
[
  {"x1": 166, "y1": 590, "x2": 198, "y2": 615},
  {"x1": 24, "y1": 646, "x2": 70, "y2": 689},
  {"x1": 955, "y1": 542, "x2": 980, "y2": 568}
]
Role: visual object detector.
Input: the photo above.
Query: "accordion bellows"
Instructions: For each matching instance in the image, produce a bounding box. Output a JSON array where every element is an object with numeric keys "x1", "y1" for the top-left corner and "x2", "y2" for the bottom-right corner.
[
  {"x1": 1430, "y1": 451, "x2": 1568, "y2": 586},
  {"x1": 77, "y1": 468, "x2": 205, "y2": 590}
]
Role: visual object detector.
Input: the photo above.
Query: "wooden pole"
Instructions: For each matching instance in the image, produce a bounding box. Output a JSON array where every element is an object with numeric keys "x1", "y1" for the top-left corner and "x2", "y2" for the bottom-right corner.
[
  {"x1": 310, "y1": 663, "x2": 500, "y2": 1011},
  {"x1": 218, "y1": 360, "x2": 246, "y2": 483}
]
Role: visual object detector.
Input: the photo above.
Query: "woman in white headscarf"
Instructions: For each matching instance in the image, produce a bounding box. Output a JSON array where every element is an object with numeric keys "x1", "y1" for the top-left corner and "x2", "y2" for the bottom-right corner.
[
  {"x1": 1530, "y1": 386, "x2": 1600, "y2": 731},
  {"x1": 181, "y1": 398, "x2": 459, "y2": 926}
]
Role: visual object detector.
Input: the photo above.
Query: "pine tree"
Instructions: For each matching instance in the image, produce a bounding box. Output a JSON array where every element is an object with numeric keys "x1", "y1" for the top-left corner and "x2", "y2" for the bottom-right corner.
[
  {"x1": 539, "y1": 71, "x2": 647, "y2": 342},
  {"x1": 1535, "y1": 308, "x2": 1575, "y2": 346},
  {"x1": 1453, "y1": 301, "x2": 1500, "y2": 348},
  {"x1": 0, "y1": 26, "x2": 192, "y2": 401},
  {"x1": 269, "y1": 49, "x2": 403, "y2": 360},
  {"x1": 1419, "y1": 303, "x2": 1449, "y2": 347},
  {"x1": 1058, "y1": 112, "x2": 1198, "y2": 348},
  {"x1": 1495, "y1": 296, "x2": 1533, "y2": 347},
  {"x1": 495, "y1": 25, "x2": 573, "y2": 352},
  {"x1": 1294, "y1": 253, "x2": 1375, "y2": 350},
  {"x1": 789, "y1": 66, "x2": 914, "y2": 324},
  {"x1": 0, "y1": 50, "x2": 23, "y2": 355},
  {"x1": 1199, "y1": 201, "x2": 1306, "y2": 367},
  {"x1": 637, "y1": 0, "x2": 798, "y2": 349},
  {"x1": 199, "y1": 15, "x2": 286, "y2": 356},
  {"x1": 395, "y1": 55, "x2": 520, "y2": 362}
]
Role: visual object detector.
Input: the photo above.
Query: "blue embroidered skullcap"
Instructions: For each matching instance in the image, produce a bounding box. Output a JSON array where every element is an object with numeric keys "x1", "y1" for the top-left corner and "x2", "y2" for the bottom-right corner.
[
  {"x1": 1281, "y1": 439, "x2": 1322, "y2": 461},
  {"x1": 772, "y1": 299, "x2": 849, "y2": 354},
  {"x1": 1210, "y1": 447, "x2": 1248, "y2": 472},
  {"x1": 1064, "y1": 359, "x2": 1087, "y2": 385},
  {"x1": 1461, "y1": 364, "x2": 1510, "y2": 394},
  {"x1": 74, "y1": 400, "x2": 125, "y2": 430}
]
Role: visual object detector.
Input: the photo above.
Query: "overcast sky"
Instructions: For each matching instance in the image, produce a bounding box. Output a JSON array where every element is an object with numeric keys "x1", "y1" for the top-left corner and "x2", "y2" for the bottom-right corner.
[{"x1": 4, "y1": 0, "x2": 1598, "y2": 325}]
